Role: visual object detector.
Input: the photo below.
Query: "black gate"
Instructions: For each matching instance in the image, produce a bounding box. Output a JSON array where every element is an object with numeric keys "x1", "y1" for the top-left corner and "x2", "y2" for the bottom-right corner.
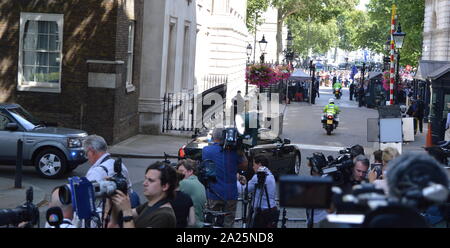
[{"x1": 162, "y1": 92, "x2": 195, "y2": 133}]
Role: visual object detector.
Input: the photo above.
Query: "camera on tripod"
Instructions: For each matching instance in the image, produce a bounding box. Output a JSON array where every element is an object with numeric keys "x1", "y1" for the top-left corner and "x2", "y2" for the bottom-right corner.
[
  {"x1": 58, "y1": 157, "x2": 128, "y2": 220},
  {"x1": 307, "y1": 152, "x2": 353, "y2": 186},
  {"x1": 0, "y1": 187, "x2": 39, "y2": 227},
  {"x1": 256, "y1": 169, "x2": 268, "y2": 186}
]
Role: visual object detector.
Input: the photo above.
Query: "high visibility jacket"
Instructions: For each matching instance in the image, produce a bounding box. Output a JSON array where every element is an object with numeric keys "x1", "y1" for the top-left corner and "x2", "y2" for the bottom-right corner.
[
  {"x1": 333, "y1": 82, "x2": 342, "y2": 90},
  {"x1": 323, "y1": 104, "x2": 340, "y2": 115}
]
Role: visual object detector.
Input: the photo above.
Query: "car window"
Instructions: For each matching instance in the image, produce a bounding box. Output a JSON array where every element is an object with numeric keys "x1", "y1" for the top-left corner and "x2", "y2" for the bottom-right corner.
[
  {"x1": 6, "y1": 106, "x2": 41, "y2": 131},
  {"x1": 0, "y1": 114, "x2": 11, "y2": 130}
]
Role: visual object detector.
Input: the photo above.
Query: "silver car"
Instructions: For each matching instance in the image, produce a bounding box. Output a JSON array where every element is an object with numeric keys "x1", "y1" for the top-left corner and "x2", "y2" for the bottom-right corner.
[{"x1": 0, "y1": 104, "x2": 88, "y2": 178}]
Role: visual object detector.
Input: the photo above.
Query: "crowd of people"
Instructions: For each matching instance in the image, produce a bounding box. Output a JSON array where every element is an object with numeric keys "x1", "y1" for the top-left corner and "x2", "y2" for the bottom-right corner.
[{"x1": 15, "y1": 125, "x2": 448, "y2": 229}]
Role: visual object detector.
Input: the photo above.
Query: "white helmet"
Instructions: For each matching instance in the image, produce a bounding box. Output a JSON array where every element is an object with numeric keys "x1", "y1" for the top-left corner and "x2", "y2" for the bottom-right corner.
[{"x1": 329, "y1": 98, "x2": 335, "y2": 104}]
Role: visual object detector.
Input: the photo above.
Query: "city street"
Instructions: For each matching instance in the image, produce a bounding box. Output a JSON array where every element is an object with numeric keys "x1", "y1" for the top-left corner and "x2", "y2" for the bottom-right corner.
[{"x1": 0, "y1": 85, "x2": 428, "y2": 228}]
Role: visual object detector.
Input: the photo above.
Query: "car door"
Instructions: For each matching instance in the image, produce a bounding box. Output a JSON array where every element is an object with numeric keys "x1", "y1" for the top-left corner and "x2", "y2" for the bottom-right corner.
[{"x1": 0, "y1": 112, "x2": 25, "y2": 164}]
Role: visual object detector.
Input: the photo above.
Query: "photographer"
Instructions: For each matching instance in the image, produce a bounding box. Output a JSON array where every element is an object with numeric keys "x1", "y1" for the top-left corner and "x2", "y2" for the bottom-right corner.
[
  {"x1": 109, "y1": 161, "x2": 177, "y2": 228},
  {"x1": 177, "y1": 159, "x2": 206, "y2": 228},
  {"x1": 243, "y1": 155, "x2": 278, "y2": 228},
  {"x1": 84, "y1": 135, "x2": 133, "y2": 193},
  {"x1": 340, "y1": 155, "x2": 370, "y2": 194},
  {"x1": 202, "y1": 128, "x2": 248, "y2": 228}
]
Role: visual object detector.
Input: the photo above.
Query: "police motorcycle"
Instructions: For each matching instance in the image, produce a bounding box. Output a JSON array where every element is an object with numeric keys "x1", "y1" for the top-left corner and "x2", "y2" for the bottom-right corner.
[
  {"x1": 321, "y1": 99, "x2": 339, "y2": 135},
  {"x1": 334, "y1": 88, "x2": 342, "y2": 100}
]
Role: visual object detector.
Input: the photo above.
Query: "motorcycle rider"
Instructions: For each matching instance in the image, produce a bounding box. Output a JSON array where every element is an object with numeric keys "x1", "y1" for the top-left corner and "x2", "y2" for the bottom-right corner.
[
  {"x1": 322, "y1": 98, "x2": 341, "y2": 128},
  {"x1": 333, "y1": 80, "x2": 343, "y2": 99}
]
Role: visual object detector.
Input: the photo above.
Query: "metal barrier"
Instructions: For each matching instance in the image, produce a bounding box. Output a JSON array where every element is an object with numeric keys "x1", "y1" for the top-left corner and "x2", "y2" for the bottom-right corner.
[{"x1": 162, "y1": 92, "x2": 196, "y2": 133}]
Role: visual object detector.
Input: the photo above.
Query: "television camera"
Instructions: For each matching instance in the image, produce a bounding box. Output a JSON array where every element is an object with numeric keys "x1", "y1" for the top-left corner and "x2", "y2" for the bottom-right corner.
[
  {"x1": 297, "y1": 152, "x2": 450, "y2": 228},
  {"x1": 307, "y1": 145, "x2": 365, "y2": 186},
  {"x1": 58, "y1": 157, "x2": 128, "y2": 225},
  {"x1": 0, "y1": 187, "x2": 39, "y2": 228}
]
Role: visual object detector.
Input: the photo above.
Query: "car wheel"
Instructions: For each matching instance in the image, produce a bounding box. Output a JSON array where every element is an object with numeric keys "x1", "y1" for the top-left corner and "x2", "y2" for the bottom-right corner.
[{"x1": 34, "y1": 148, "x2": 68, "y2": 179}]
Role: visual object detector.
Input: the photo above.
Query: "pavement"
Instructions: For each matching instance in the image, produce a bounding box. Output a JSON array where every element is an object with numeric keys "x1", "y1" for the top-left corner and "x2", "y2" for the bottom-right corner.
[{"x1": 0, "y1": 87, "x2": 432, "y2": 226}]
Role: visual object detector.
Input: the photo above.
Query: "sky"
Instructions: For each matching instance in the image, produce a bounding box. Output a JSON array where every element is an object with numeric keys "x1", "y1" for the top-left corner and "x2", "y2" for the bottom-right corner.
[{"x1": 356, "y1": 0, "x2": 370, "y2": 11}]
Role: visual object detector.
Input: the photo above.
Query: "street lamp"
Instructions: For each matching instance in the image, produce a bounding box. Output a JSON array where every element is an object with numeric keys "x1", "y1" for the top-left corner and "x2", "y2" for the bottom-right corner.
[
  {"x1": 393, "y1": 22, "x2": 406, "y2": 104},
  {"x1": 259, "y1": 35, "x2": 268, "y2": 64},
  {"x1": 285, "y1": 30, "x2": 294, "y2": 65},
  {"x1": 246, "y1": 43, "x2": 253, "y2": 62},
  {"x1": 393, "y1": 23, "x2": 406, "y2": 49}
]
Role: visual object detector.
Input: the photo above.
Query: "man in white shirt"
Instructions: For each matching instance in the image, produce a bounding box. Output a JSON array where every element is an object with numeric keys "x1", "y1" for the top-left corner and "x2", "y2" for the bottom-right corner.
[
  {"x1": 84, "y1": 135, "x2": 132, "y2": 190},
  {"x1": 83, "y1": 135, "x2": 139, "y2": 226}
]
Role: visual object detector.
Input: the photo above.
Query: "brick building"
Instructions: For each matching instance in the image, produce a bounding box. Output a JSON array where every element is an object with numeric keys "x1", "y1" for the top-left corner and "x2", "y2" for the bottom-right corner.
[{"x1": 0, "y1": 0, "x2": 143, "y2": 144}]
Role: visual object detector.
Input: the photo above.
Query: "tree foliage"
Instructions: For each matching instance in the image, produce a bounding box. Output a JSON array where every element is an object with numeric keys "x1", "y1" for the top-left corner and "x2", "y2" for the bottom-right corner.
[
  {"x1": 246, "y1": 0, "x2": 270, "y2": 33},
  {"x1": 246, "y1": 0, "x2": 424, "y2": 66},
  {"x1": 272, "y1": 0, "x2": 357, "y2": 62},
  {"x1": 287, "y1": 17, "x2": 338, "y2": 58},
  {"x1": 358, "y1": 0, "x2": 424, "y2": 66}
]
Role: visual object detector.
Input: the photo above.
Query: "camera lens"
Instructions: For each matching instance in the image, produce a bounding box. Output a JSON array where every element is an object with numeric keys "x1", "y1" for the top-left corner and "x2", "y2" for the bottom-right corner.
[{"x1": 58, "y1": 185, "x2": 72, "y2": 205}]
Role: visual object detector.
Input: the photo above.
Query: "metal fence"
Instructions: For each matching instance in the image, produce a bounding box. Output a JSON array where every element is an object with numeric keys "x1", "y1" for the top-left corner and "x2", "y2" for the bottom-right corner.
[
  {"x1": 162, "y1": 92, "x2": 195, "y2": 133},
  {"x1": 202, "y1": 74, "x2": 228, "y2": 92}
]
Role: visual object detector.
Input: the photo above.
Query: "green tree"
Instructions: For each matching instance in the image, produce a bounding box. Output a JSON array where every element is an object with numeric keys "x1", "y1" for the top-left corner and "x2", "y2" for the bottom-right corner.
[
  {"x1": 288, "y1": 18, "x2": 339, "y2": 58},
  {"x1": 357, "y1": 0, "x2": 424, "y2": 66},
  {"x1": 271, "y1": 0, "x2": 357, "y2": 63},
  {"x1": 246, "y1": 0, "x2": 270, "y2": 33},
  {"x1": 336, "y1": 10, "x2": 371, "y2": 52}
]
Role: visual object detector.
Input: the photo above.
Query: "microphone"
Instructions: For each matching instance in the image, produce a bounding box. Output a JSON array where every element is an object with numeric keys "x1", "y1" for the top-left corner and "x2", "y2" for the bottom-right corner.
[{"x1": 46, "y1": 207, "x2": 63, "y2": 228}]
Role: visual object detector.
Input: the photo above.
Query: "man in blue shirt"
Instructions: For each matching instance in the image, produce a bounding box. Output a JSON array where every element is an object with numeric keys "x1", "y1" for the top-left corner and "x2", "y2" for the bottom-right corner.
[{"x1": 202, "y1": 128, "x2": 247, "y2": 228}]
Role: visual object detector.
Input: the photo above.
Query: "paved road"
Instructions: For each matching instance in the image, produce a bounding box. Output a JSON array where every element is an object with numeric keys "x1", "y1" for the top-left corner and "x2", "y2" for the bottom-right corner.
[{"x1": 233, "y1": 86, "x2": 380, "y2": 228}]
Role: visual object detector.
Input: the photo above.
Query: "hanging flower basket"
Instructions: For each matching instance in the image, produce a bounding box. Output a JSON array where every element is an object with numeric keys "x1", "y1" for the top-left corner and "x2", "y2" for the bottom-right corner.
[
  {"x1": 274, "y1": 64, "x2": 292, "y2": 81},
  {"x1": 246, "y1": 64, "x2": 278, "y2": 88}
]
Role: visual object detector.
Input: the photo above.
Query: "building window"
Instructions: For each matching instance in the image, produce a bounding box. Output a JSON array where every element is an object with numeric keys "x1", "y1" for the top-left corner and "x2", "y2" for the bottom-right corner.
[
  {"x1": 126, "y1": 22, "x2": 136, "y2": 92},
  {"x1": 18, "y1": 13, "x2": 63, "y2": 93}
]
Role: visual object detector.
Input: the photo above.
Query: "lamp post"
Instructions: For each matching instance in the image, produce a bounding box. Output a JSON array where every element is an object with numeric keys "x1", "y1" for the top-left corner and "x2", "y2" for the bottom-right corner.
[
  {"x1": 393, "y1": 22, "x2": 406, "y2": 104},
  {"x1": 246, "y1": 43, "x2": 253, "y2": 96},
  {"x1": 361, "y1": 62, "x2": 366, "y2": 87},
  {"x1": 309, "y1": 60, "x2": 316, "y2": 105},
  {"x1": 286, "y1": 31, "x2": 293, "y2": 65},
  {"x1": 259, "y1": 35, "x2": 268, "y2": 64}
]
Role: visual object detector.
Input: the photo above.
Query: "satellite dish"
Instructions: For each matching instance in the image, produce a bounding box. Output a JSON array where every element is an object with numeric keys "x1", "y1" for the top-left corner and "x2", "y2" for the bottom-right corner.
[{"x1": 235, "y1": 114, "x2": 245, "y2": 135}]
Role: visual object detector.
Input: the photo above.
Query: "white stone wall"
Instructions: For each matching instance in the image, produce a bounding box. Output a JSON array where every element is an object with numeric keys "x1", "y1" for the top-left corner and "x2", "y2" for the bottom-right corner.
[
  {"x1": 422, "y1": 0, "x2": 450, "y2": 61},
  {"x1": 195, "y1": 0, "x2": 249, "y2": 105},
  {"x1": 138, "y1": 0, "x2": 197, "y2": 133}
]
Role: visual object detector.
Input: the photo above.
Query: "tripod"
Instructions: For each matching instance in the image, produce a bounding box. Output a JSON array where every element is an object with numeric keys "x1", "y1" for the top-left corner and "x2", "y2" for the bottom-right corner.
[{"x1": 247, "y1": 172, "x2": 273, "y2": 228}]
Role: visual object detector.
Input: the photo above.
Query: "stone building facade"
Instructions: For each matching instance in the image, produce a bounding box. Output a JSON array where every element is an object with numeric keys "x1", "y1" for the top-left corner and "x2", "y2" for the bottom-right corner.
[
  {"x1": 195, "y1": 0, "x2": 249, "y2": 108},
  {"x1": 422, "y1": 0, "x2": 450, "y2": 60},
  {"x1": 0, "y1": 0, "x2": 143, "y2": 144},
  {"x1": 138, "y1": 0, "x2": 197, "y2": 134}
]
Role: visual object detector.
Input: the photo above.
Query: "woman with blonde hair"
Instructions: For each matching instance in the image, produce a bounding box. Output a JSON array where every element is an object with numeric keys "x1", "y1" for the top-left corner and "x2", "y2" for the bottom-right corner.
[{"x1": 368, "y1": 147, "x2": 400, "y2": 195}]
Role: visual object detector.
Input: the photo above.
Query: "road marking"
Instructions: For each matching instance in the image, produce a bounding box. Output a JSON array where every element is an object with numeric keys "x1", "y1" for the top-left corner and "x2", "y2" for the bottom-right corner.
[{"x1": 293, "y1": 143, "x2": 346, "y2": 152}]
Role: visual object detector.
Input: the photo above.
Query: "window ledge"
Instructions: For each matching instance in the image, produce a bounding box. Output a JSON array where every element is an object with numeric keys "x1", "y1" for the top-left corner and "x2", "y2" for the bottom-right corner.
[{"x1": 17, "y1": 85, "x2": 61, "y2": 93}]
